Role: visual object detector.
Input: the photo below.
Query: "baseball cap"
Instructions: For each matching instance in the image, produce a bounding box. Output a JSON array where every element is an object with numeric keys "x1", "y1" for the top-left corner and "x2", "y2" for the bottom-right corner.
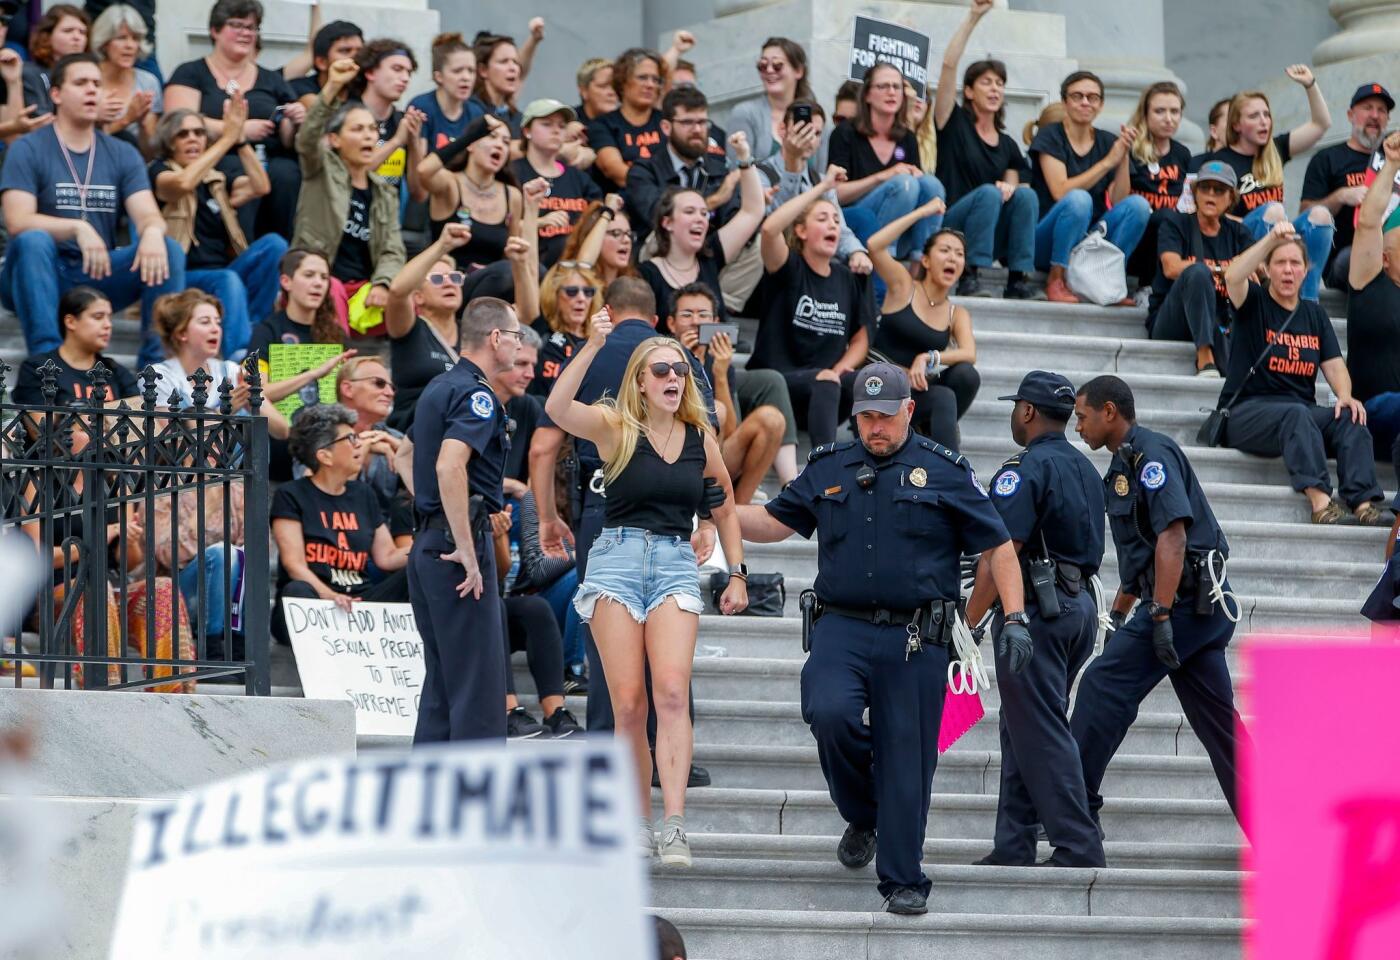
[
  {"x1": 851, "y1": 362, "x2": 911, "y2": 416},
  {"x1": 1351, "y1": 82, "x2": 1395, "y2": 111},
  {"x1": 521, "y1": 98, "x2": 577, "y2": 127},
  {"x1": 998, "y1": 370, "x2": 1078, "y2": 413},
  {"x1": 1195, "y1": 160, "x2": 1238, "y2": 192}
]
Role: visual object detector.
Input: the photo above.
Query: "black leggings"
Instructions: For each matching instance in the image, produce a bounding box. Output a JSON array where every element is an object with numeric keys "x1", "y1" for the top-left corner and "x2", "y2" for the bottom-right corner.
[
  {"x1": 781, "y1": 369, "x2": 856, "y2": 446},
  {"x1": 502, "y1": 593, "x2": 565, "y2": 700},
  {"x1": 911, "y1": 362, "x2": 980, "y2": 450}
]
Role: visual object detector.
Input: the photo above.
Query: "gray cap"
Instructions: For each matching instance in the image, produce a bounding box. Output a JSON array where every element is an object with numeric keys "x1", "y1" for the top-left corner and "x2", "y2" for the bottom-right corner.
[
  {"x1": 521, "y1": 98, "x2": 577, "y2": 127},
  {"x1": 1195, "y1": 160, "x2": 1238, "y2": 192},
  {"x1": 851, "y1": 362, "x2": 911, "y2": 416}
]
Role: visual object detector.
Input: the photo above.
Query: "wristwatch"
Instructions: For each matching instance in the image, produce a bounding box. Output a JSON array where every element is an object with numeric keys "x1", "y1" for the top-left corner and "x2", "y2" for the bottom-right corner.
[
  {"x1": 729, "y1": 563, "x2": 749, "y2": 580},
  {"x1": 737, "y1": 158, "x2": 755, "y2": 169},
  {"x1": 1004, "y1": 611, "x2": 1031, "y2": 627},
  {"x1": 1147, "y1": 601, "x2": 1172, "y2": 619}
]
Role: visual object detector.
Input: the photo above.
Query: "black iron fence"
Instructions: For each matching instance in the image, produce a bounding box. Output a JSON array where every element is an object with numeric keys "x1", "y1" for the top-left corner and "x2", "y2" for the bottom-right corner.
[{"x1": 0, "y1": 356, "x2": 271, "y2": 694}]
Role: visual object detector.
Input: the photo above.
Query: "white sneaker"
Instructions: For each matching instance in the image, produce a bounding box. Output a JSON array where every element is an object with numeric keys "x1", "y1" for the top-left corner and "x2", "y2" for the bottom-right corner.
[
  {"x1": 657, "y1": 815, "x2": 692, "y2": 867},
  {"x1": 639, "y1": 817, "x2": 656, "y2": 859},
  {"x1": 1133, "y1": 287, "x2": 1152, "y2": 308}
]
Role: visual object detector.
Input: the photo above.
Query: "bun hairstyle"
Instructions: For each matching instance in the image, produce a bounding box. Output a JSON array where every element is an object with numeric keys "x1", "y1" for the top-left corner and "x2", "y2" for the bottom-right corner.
[
  {"x1": 1023, "y1": 100, "x2": 1065, "y2": 147},
  {"x1": 58, "y1": 286, "x2": 110, "y2": 335},
  {"x1": 430, "y1": 32, "x2": 472, "y2": 73}
]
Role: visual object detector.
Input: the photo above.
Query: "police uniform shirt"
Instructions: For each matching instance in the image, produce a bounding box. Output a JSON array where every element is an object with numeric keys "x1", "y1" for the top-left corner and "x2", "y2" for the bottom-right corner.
[
  {"x1": 1103, "y1": 424, "x2": 1226, "y2": 592},
  {"x1": 765, "y1": 437, "x2": 1010, "y2": 609},
  {"x1": 411, "y1": 357, "x2": 510, "y2": 517},
  {"x1": 989, "y1": 431, "x2": 1106, "y2": 574}
]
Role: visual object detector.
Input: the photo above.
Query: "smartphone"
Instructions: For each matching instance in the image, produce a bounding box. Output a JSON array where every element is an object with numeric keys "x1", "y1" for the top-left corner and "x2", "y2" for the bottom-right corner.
[
  {"x1": 698, "y1": 322, "x2": 739, "y2": 345},
  {"x1": 791, "y1": 103, "x2": 813, "y2": 126},
  {"x1": 269, "y1": 106, "x2": 286, "y2": 125}
]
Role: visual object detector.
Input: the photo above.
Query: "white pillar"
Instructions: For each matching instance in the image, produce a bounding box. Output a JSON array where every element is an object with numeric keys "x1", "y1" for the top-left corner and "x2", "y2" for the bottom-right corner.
[{"x1": 1313, "y1": 0, "x2": 1400, "y2": 66}]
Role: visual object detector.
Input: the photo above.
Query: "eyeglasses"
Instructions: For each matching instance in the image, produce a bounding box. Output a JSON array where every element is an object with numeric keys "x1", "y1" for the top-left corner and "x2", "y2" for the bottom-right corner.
[
  {"x1": 561, "y1": 285, "x2": 597, "y2": 298},
  {"x1": 349, "y1": 376, "x2": 394, "y2": 391},
  {"x1": 223, "y1": 19, "x2": 259, "y2": 33},
  {"x1": 1065, "y1": 91, "x2": 1104, "y2": 105},
  {"x1": 870, "y1": 82, "x2": 903, "y2": 93},
  {"x1": 671, "y1": 117, "x2": 710, "y2": 128},
  {"x1": 495, "y1": 328, "x2": 525, "y2": 342},
  {"x1": 755, "y1": 59, "x2": 787, "y2": 74},
  {"x1": 648, "y1": 361, "x2": 690, "y2": 379},
  {"x1": 676, "y1": 309, "x2": 714, "y2": 321},
  {"x1": 428, "y1": 272, "x2": 465, "y2": 286},
  {"x1": 604, "y1": 228, "x2": 631, "y2": 240},
  {"x1": 319, "y1": 432, "x2": 362, "y2": 451}
]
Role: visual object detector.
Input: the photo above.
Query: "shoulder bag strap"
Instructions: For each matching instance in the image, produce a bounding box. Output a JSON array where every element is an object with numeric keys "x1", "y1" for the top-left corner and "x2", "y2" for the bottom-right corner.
[{"x1": 1220, "y1": 301, "x2": 1301, "y2": 410}]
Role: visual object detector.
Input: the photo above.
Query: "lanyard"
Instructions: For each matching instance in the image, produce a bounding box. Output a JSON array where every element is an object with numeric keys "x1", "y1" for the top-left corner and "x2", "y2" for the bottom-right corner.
[{"x1": 56, "y1": 132, "x2": 97, "y2": 222}]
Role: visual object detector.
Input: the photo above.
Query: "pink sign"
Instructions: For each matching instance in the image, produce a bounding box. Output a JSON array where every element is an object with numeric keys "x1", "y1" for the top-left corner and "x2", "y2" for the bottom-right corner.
[{"x1": 1245, "y1": 640, "x2": 1400, "y2": 960}]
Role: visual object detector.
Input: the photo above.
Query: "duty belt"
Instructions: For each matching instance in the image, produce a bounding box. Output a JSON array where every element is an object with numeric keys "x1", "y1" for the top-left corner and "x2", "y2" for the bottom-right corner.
[{"x1": 821, "y1": 603, "x2": 922, "y2": 625}]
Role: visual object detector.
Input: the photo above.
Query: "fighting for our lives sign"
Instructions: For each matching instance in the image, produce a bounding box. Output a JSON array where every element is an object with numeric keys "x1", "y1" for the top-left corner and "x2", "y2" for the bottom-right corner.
[
  {"x1": 285, "y1": 598, "x2": 425, "y2": 737},
  {"x1": 108, "y1": 742, "x2": 651, "y2": 959},
  {"x1": 849, "y1": 15, "x2": 930, "y2": 89}
]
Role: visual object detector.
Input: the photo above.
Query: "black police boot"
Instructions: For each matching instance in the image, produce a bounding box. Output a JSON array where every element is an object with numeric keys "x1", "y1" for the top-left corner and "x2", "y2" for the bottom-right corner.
[
  {"x1": 884, "y1": 886, "x2": 928, "y2": 915},
  {"x1": 837, "y1": 824, "x2": 877, "y2": 868},
  {"x1": 972, "y1": 851, "x2": 1032, "y2": 866}
]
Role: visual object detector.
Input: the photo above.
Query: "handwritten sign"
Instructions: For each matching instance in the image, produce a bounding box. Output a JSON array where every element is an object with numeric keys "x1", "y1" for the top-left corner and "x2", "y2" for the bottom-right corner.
[
  {"x1": 284, "y1": 598, "x2": 424, "y2": 737},
  {"x1": 266, "y1": 343, "x2": 344, "y2": 418},
  {"x1": 849, "y1": 15, "x2": 930, "y2": 89},
  {"x1": 1244, "y1": 639, "x2": 1400, "y2": 959},
  {"x1": 108, "y1": 741, "x2": 651, "y2": 960}
]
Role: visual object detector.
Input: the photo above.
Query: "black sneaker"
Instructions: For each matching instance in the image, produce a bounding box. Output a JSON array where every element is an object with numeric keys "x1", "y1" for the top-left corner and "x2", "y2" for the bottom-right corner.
[
  {"x1": 972, "y1": 852, "x2": 1030, "y2": 866},
  {"x1": 956, "y1": 268, "x2": 988, "y2": 297},
  {"x1": 651, "y1": 762, "x2": 712, "y2": 788},
  {"x1": 1002, "y1": 277, "x2": 1040, "y2": 300},
  {"x1": 837, "y1": 824, "x2": 877, "y2": 868},
  {"x1": 543, "y1": 706, "x2": 582, "y2": 739},
  {"x1": 884, "y1": 886, "x2": 928, "y2": 915},
  {"x1": 506, "y1": 706, "x2": 544, "y2": 739},
  {"x1": 562, "y1": 664, "x2": 589, "y2": 696}
]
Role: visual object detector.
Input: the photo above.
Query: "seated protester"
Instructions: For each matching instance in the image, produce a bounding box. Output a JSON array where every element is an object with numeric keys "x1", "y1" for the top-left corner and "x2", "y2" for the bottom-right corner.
[
  {"x1": 626, "y1": 86, "x2": 732, "y2": 244},
  {"x1": 827, "y1": 62, "x2": 945, "y2": 259},
  {"x1": 867, "y1": 203, "x2": 980, "y2": 449},
  {"x1": 91, "y1": 4, "x2": 159, "y2": 155},
  {"x1": 147, "y1": 289, "x2": 291, "y2": 439},
  {"x1": 907, "y1": 79, "x2": 935, "y2": 175},
  {"x1": 726, "y1": 37, "x2": 821, "y2": 167},
  {"x1": 272, "y1": 403, "x2": 410, "y2": 638},
  {"x1": 17, "y1": 5, "x2": 89, "y2": 116},
  {"x1": 1206, "y1": 70, "x2": 1333, "y2": 300},
  {"x1": 522, "y1": 254, "x2": 603, "y2": 398},
  {"x1": 165, "y1": 0, "x2": 305, "y2": 241},
  {"x1": 1146, "y1": 160, "x2": 1253, "y2": 375},
  {"x1": 384, "y1": 222, "x2": 469, "y2": 430},
  {"x1": 292, "y1": 57, "x2": 406, "y2": 329},
  {"x1": 588, "y1": 47, "x2": 666, "y2": 191},
  {"x1": 1222, "y1": 220, "x2": 1388, "y2": 526},
  {"x1": 513, "y1": 98, "x2": 601, "y2": 266},
  {"x1": 247, "y1": 247, "x2": 347, "y2": 360},
  {"x1": 292, "y1": 355, "x2": 404, "y2": 511},
  {"x1": 1125, "y1": 82, "x2": 1192, "y2": 296},
  {"x1": 1301, "y1": 83, "x2": 1392, "y2": 293},
  {"x1": 151, "y1": 98, "x2": 288, "y2": 360},
  {"x1": 750, "y1": 169, "x2": 872, "y2": 446},
  {"x1": 932, "y1": 1, "x2": 1038, "y2": 299},
  {"x1": 347, "y1": 38, "x2": 425, "y2": 198},
  {"x1": 289, "y1": 19, "x2": 363, "y2": 106},
  {"x1": 831, "y1": 79, "x2": 859, "y2": 126},
  {"x1": 1030, "y1": 70, "x2": 1152, "y2": 303},
  {"x1": 560, "y1": 195, "x2": 637, "y2": 287},
  {"x1": 12, "y1": 286, "x2": 138, "y2": 404},
  {"x1": 0, "y1": 53, "x2": 184, "y2": 368},
  {"x1": 638, "y1": 134, "x2": 764, "y2": 334},
  {"x1": 469, "y1": 31, "x2": 525, "y2": 138},
  {"x1": 514, "y1": 486, "x2": 587, "y2": 694},
  {"x1": 670, "y1": 282, "x2": 786, "y2": 504},
  {"x1": 1203, "y1": 97, "x2": 1231, "y2": 153},
  {"x1": 575, "y1": 56, "x2": 616, "y2": 126},
  {"x1": 409, "y1": 33, "x2": 481, "y2": 153},
  {"x1": 1345, "y1": 132, "x2": 1400, "y2": 481}
]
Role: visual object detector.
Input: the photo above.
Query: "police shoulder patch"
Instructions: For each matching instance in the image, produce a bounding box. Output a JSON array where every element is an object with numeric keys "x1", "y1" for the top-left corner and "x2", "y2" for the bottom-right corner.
[
  {"x1": 807, "y1": 440, "x2": 854, "y2": 463},
  {"x1": 1140, "y1": 460, "x2": 1167, "y2": 490},
  {"x1": 470, "y1": 390, "x2": 495, "y2": 420},
  {"x1": 994, "y1": 469, "x2": 1021, "y2": 497}
]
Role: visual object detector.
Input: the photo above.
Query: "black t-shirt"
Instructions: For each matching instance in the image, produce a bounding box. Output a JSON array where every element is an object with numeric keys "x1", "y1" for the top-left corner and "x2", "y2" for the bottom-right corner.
[
  {"x1": 1205, "y1": 133, "x2": 1293, "y2": 216},
  {"x1": 827, "y1": 121, "x2": 923, "y2": 185},
  {"x1": 1029, "y1": 122, "x2": 1118, "y2": 221},
  {"x1": 639, "y1": 234, "x2": 728, "y2": 334},
  {"x1": 167, "y1": 59, "x2": 296, "y2": 156},
  {"x1": 529, "y1": 315, "x2": 583, "y2": 398},
  {"x1": 387, "y1": 317, "x2": 458, "y2": 432},
  {"x1": 372, "y1": 108, "x2": 407, "y2": 187},
  {"x1": 1223, "y1": 284, "x2": 1340, "y2": 406},
  {"x1": 288, "y1": 74, "x2": 321, "y2": 100},
  {"x1": 148, "y1": 155, "x2": 245, "y2": 270},
  {"x1": 511, "y1": 157, "x2": 602, "y2": 266},
  {"x1": 1129, "y1": 140, "x2": 1192, "y2": 212},
  {"x1": 587, "y1": 108, "x2": 663, "y2": 167},
  {"x1": 271, "y1": 478, "x2": 384, "y2": 596},
  {"x1": 748, "y1": 251, "x2": 872, "y2": 373},
  {"x1": 934, "y1": 105, "x2": 1025, "y2": 206},
  {"x1": 1148, "y1": 211, "x2": 1254, "y2": 319},
  {"x1": 331, "y1": 185, "x2": 373, "y2": 281},
  {"x1": 12, "y1": 350, "x2": 139, "y2": 404},
  {"x1": 1346, "y1": 272, "x2": 1400, "y2": 403},
  {"x1": 1302, "y1": 142, "x2": 1374, "y2": 256},
  {"x1": 505, "y1": 392, "x2": 542, "y2": 483}
]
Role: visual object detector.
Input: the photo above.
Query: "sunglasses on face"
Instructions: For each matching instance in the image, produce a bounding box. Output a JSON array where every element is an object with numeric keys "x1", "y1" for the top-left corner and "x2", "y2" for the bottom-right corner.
[
  {"x1": 648, "y1": 361, "x2": 690, "y2": 379},
  {"x1": 755, "y1": 59, "x2": 786, "y2": 74},
  {"x1": 561, "y1": 285, "x2": 597, "y2": 298},
  {"x1": 349, "y1": 376, "x2": 394, "y2": 391},
  {"x1": 428, "y1": 272, "x2": 465, "y2": 286}
]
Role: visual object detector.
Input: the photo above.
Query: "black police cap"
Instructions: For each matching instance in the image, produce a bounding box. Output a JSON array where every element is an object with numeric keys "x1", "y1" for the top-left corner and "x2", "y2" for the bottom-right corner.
[{"x1": 998, "y1": 370, "x2": 1077, "y2": 412}]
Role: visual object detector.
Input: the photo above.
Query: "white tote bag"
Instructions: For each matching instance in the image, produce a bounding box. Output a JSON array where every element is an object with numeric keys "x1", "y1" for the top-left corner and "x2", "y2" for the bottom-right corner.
[{"x1": 1066, "y1": 221, "x2": 1127, "y2": 306}]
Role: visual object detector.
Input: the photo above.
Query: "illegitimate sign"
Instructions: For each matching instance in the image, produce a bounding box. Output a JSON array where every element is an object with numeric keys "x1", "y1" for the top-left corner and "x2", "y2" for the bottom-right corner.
[{"x1": 849, "y1": 15, "x2": 930, "y2": 89}]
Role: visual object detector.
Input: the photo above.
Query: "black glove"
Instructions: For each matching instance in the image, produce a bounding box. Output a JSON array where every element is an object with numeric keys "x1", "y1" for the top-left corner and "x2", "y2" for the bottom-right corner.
[
  {"x1": 698, "y1": 477, "x2": 725, "y2": 519},
  {"x1": 1105, "y1": 609, "x2": 1126, "y2": 644},
  {"x1": 1151, "y1": 614, "x2": 1180, "y2": 670},
  {"x1": 998, "y1": 621, "x2": 1033, "y2": 674},
  {"x1": 970, "y1": 623, "x2": 986, "y2": 647}
]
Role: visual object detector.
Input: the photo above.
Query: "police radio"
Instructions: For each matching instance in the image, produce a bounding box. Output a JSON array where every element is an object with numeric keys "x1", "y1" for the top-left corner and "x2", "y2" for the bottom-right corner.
[{"x1": 1027, "y1": 531, "x2": 1060, "y2": 619}]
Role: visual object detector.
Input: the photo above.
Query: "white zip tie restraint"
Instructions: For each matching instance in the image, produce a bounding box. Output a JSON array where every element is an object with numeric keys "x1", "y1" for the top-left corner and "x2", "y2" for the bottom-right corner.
[
  {"x1": 1090, "y1": 574, "x2": 1112, "y2": 655},
  {"x1": 948, "y1": 612, "x2": 990, "y2": 695},
  {"x1": 1205, "y1": 549, "x2": 1241, "y2": 624}
]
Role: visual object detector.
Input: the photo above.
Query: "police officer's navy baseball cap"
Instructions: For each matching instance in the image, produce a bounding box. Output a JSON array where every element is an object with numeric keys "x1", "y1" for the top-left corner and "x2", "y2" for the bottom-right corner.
[
  {"x1": 1195, "y1": 160, "x2": 1238, "y2": 192},
  {"x1": 1351, "y1": 82, "x2": 1395, "y2": 111},
  {"x1": 851, "y1": 362, "x2": 911, "y2": 415},
  {"x1": 998, "y1": 370, "x2": 1078, "y2": 413}
]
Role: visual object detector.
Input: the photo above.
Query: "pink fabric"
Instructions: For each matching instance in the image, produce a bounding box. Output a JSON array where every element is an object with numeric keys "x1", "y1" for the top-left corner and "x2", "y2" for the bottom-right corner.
[{"x1": 938, "y1": 684, "x2": 984, "y2": 753}]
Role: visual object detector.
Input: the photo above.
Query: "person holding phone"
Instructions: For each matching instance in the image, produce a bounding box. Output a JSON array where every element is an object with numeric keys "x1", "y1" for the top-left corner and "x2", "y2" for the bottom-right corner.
[{"x1": 727, "y1": 37, "x2": 822, "y2": 166}]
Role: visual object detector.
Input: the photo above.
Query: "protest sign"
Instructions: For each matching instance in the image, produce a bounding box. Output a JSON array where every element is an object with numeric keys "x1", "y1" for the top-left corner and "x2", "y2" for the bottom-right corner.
[
  {"x1": 284, "y1": 598, "x2": 424, "y2": 737},
  {"x1": 266, "y1": 343, "x2": 344, "y2": 417},
  {"x1": 108, "y1": 741, "x2": 651, "y2": 959},
  {"x1": 849, "y1": 15, "x2": 930, "y2": 89}
]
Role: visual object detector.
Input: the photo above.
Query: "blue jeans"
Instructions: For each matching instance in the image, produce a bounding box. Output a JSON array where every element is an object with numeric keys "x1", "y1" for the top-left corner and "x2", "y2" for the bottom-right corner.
[
  {"x1": 187, "y1": 233, "x2": 289, "y2": 360},
  {"x1": 1365, "y1": 391, "x2": 1400, "y2": 483},
  {"x1": 1, "y1": 231, "x2": 186, "y2": 368},
  {"x1": 843, "y1": 172, "x2": 946, "y2": 260},
  {"x1": 178, "y1": 542, "x2": 245, "y2": 661},
  {"x1": 1242, "y1": 204, "x2": 1334, "y2": 302},
  {"x1": 1034, "y1": 190, "x2": 1152, "y2": 271},
  {"x1": 943, "y1": 183, "x2": 1038, "y2": 272},
  {"x1": 538, "y1": 568, "x2": 583, "y2": 666}
]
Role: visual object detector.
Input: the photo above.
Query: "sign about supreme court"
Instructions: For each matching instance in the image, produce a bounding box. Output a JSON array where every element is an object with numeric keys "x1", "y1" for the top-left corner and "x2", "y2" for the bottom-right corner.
[
  {"x1": 108, "y1": 741, "x2": 651, "y2": 959},
  {"x1": 849, "y1": 15, "x2": 930, "y2": 89},
  {"x1": 284, "y1": 598, "x2": 424, "y2": 737}
]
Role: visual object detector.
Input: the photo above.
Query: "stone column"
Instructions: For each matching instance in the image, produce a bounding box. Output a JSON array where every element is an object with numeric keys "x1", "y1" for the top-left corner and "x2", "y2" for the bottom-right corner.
[{"x1": 1313, "y1": 0, "x2": 1400, "y2": 66}]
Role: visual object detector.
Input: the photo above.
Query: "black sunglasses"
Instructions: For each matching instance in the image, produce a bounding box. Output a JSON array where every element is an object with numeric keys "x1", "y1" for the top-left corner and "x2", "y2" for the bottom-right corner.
[
  {"x1": 561, "y1": 285, "x2": 597, "y2": 298},
  {"x1": 428, "y1": 272, "x2": 465, "y2": 286},
  {"x1": 349, "y1": 376, "x2": 394, "y2": 390},
  {"x1": 648, "y1": 361, "x2": 690, "y2": 379}
]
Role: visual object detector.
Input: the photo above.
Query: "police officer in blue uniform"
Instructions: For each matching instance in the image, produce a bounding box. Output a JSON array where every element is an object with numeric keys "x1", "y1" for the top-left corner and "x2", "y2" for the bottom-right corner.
[
  {"x1": 1071, "y1": 375, "x2": 1248, "y2": 830},
  {"x1": 409, "y1": 297, "x2": 522, "y2": 743},
  {"x1": 737, "y1": 361, "x2": 1031, "y2": 914},
  {"x1": 965, "y1": 371, "x2": 1107, "y2": 868}
]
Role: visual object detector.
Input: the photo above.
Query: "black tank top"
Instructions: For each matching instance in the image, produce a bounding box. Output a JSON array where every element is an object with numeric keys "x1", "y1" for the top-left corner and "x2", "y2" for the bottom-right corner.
[
  {"x1": 431, "y1": 181, "x2": 511, "y2": 272},
  {"x1": 387, "y1": 316, "x2": 458, "y2": 432},
  {"x1": 603, "y1": 423, "x2": 706, "y2": 538},
  {"x1": 874, "y1": 297, "x2": 954, "y2": 367}
]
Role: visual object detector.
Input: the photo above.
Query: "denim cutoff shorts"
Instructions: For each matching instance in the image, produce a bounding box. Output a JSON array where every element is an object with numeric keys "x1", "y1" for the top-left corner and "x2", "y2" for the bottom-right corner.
[{"x1": 573, "y1": 526, "x2": 705, "y2": 623}]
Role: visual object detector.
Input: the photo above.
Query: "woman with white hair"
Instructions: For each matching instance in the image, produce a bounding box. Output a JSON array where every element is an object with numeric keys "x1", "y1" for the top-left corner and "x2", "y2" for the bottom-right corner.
[{"x1": 91, "y1": 3, "x2": 161, "y2": 154}]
